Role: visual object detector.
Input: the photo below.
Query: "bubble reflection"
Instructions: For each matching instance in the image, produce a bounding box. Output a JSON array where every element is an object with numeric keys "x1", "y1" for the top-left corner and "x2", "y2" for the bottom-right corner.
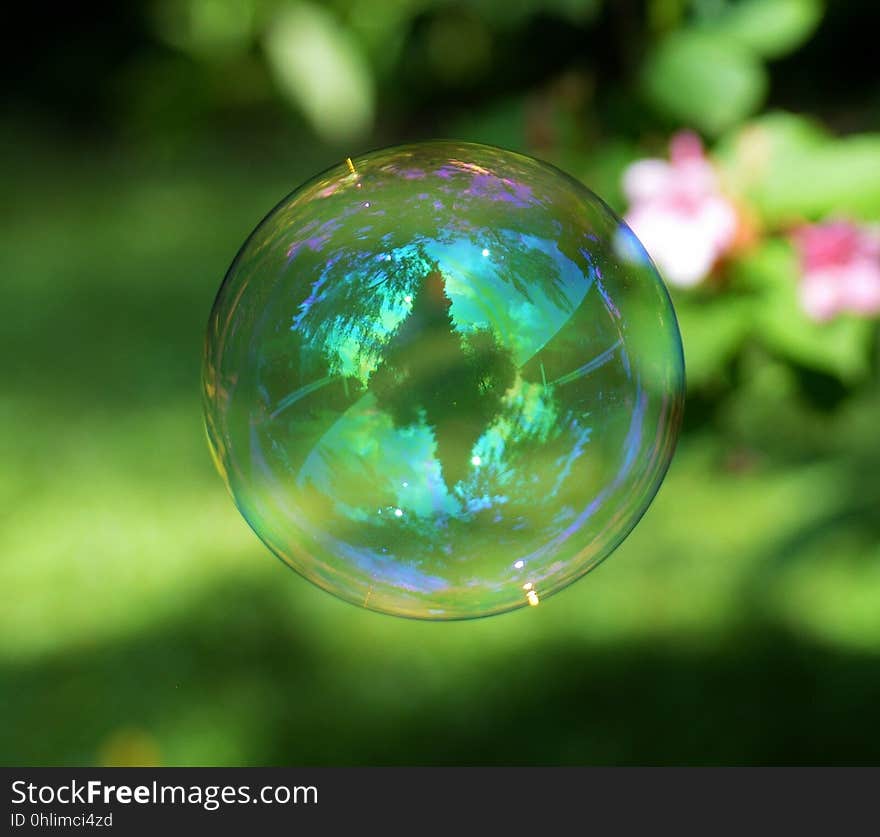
[{"x1": 203, "y1": 141, "x2": 684, "y2": 619}]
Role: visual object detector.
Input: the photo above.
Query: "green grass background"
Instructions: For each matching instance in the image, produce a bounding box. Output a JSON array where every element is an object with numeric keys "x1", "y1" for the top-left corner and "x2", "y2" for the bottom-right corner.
[{"x1": 2, "y1": 140, "x2": 879, "y2": 765}]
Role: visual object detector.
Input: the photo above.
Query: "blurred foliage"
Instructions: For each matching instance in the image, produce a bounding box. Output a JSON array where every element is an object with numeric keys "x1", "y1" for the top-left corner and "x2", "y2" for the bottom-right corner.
[
  {"x1": 264, "y1": 3, "x2": 375, "y2": 141},
  {"x1": 642, "y1": 30, "x2": 767, "y2": 135},
  {"x1": 2, "y1": 0, "x2": 880, "y2": 765},
  {"x1": 642, "y1": 0, "x2": 823, "y2": 135},
  {"x1": 719, "y1": 113, "x2": 880, "y2": 221}
]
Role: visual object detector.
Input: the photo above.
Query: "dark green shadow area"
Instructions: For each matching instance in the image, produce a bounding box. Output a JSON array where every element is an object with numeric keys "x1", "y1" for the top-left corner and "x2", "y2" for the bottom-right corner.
[{"x1": 3, "y1": 575, "x2": 880, "y2": 765}]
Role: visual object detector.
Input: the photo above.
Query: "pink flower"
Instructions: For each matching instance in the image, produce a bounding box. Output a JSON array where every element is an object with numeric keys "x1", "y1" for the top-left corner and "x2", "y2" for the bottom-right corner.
[
  {"x1": 794, "y1": 221, "x2": 880, "y2": 321},
  {"x1": 622, "y1": 132, "x2": 739, "y2": 288}
]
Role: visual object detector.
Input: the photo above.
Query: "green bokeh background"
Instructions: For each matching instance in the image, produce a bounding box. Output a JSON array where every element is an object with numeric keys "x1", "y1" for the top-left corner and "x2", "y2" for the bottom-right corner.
[{"x1": 2, "y1": 0, "x2": 879, "y2": 765}]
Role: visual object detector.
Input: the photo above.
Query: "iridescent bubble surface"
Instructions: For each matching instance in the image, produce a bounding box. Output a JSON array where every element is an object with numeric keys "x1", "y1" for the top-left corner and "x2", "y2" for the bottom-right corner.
[{"x1": 203, "y1": 141, "x2": 684, "y2": 619}]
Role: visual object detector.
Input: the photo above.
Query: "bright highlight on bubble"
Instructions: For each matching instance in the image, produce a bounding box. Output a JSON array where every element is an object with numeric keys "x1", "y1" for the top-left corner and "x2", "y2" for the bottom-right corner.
[{"x1": 202, "y1": 141, "x2": 684, "y2": 619}]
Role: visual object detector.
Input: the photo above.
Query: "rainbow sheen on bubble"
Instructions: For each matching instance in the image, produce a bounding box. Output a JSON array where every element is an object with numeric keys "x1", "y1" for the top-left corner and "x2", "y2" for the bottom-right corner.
[{"x1": 203, "y1": 141, "x2": 684, "y2": 619}]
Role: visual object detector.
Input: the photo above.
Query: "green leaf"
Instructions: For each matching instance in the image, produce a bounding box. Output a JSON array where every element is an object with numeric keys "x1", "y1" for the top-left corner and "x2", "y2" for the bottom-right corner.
[
  {"x1": 717, "y1": 110, "x2": 828, "y2": 163},
  {"x1": 703, "y1": 0, "x2": 824, "y2": 59},
  {"x1": 671, "y1": 292, "x2": 754, "y2": 388},
  {"x1": 642, "y1": 30, "x2": 767, "y2": 136},
  {"x1": 734, "y1": 240, "x2": 873, "y2": 381},
  {"x1": 759, "y1": 137, "x2": 880, "y2": 222},
  {"x1": 264, "y1": 2, "x2": 375, "y2": 142},
  {"x1": 719, "y1": 114, "x2": 880, "y2": 222}
]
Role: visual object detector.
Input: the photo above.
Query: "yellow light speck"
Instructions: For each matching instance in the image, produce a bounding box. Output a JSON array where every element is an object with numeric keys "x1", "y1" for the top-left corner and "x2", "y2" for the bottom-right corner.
[
  {"x1": 527, "y1": 590, "x2": 540, "y2": 607},
  {"x1": 346, "y1": 157, "x2": 357, "y2": 174}
]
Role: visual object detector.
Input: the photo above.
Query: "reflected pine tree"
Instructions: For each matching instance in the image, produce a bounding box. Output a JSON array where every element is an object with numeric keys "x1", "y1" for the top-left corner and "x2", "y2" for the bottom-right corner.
[{"x1": 370, "y1": 269, "x2": 516, "y2": 489}]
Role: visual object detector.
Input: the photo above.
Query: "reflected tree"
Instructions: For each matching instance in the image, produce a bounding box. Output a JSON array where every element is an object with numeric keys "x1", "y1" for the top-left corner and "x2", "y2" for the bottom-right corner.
[{"x1": 370, "y1": 268, "x2": 516, "y2": 489}]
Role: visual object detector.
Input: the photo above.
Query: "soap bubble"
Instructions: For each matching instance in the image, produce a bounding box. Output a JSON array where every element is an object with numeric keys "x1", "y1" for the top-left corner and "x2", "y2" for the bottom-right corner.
[{"x1": 203, "y1": 141, "x2": 684, "y2": 619}]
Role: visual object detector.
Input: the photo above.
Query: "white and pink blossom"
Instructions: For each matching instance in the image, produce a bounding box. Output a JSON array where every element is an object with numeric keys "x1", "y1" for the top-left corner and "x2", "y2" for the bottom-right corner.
[
  {"x1": 794, "y1": 221, "x2": 880, "y2": 321},
  {"x1": 622, "y1": 132, "x2": 739, "y2": 288}
]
